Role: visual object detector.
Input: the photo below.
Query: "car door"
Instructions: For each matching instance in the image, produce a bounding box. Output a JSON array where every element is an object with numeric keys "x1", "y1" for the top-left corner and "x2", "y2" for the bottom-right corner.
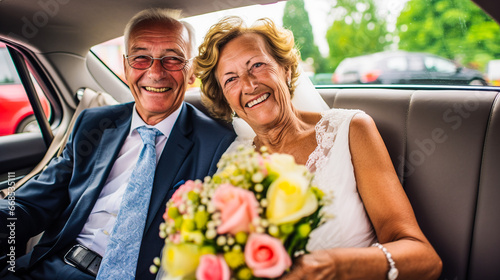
[
  {"x1": 403, "y1": 54, "x2": 434, "y2": 84},
  {"x1": 0, "y1": 43, "x2": 59, "y2": 194}
]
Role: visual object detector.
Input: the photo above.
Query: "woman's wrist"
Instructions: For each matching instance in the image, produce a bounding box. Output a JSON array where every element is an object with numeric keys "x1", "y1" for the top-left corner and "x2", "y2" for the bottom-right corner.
[{"x1": 371, "y1": 242, "x2": 399, "y2": 280}]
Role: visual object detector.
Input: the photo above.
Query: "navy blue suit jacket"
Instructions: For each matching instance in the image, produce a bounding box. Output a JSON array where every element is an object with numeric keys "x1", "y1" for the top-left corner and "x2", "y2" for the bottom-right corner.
[{"x1": 0, "y1": 102, "x2": 235, "y2": 279}]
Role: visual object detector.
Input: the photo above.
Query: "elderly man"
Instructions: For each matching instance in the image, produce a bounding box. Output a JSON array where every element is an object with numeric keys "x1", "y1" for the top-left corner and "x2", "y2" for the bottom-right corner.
[{"x1": 0, "y1": 8, "x2": 235, "y2": 280}]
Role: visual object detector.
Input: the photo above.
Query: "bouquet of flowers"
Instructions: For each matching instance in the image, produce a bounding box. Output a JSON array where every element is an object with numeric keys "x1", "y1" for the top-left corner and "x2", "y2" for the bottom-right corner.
[{"x1": 151, "y1": 146, "x2": 328, "y2": 280}]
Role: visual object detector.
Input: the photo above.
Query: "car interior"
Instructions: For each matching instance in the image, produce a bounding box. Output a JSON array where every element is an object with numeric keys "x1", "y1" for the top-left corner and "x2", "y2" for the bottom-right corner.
[{"x1": 0, "y1": 0, "x2": 499, "y2": 279}]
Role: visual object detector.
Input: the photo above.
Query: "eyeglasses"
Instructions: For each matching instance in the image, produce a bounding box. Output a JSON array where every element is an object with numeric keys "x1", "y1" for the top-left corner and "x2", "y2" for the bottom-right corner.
[{"x1": 124, "y1": 54, "x2": 192, "y2": 71}]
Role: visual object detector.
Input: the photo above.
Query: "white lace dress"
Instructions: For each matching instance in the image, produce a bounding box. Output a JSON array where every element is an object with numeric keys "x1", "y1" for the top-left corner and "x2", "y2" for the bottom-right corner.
[{"x1": 225, "y1": 108, "x2": 376, "y2": 251}]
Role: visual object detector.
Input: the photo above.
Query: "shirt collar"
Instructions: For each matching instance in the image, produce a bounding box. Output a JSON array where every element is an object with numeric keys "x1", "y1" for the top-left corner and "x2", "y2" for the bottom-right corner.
[{"x1": 129, "y1": 104, "x2": 182, "y2": 137}]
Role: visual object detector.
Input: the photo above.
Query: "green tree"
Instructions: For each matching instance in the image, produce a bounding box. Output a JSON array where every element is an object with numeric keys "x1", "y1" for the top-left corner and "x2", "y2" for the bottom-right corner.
[
  {"x1": 325, "y1": 0, "x2": 390, "y2": 70},
  {"x1": 397, "y1": 0, "x2": 500, "y2": 70},
  {"x1": 283, "y1": 0, "x2": 327, "y2": 72}
]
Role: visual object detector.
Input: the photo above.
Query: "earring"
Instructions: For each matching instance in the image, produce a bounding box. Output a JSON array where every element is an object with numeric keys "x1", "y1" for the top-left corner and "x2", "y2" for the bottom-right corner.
[
  {"x1": 231, "y1": 111, "x2": 237, "y2": 119},
  {"x1": 287, "y1": 79, "x2": 291, "y2": 88}
]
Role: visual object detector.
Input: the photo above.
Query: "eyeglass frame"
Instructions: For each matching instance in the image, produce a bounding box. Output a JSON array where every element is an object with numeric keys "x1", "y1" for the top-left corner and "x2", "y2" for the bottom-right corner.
[{"x1": 124, "y1": 54, "x2": 193, "y2": 71}]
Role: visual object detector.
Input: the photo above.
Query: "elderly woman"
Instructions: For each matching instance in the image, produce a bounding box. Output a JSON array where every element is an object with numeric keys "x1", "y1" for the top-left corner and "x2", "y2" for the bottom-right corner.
[{"x1": 195, "y1": 16, "x2": 442, "y2": 280}]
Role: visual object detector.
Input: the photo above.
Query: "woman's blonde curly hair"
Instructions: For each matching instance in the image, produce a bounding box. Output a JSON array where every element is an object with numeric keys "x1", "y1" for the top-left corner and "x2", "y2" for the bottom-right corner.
[{"x1": 195, "y1": 16, "x2": 301, "y2": 122}]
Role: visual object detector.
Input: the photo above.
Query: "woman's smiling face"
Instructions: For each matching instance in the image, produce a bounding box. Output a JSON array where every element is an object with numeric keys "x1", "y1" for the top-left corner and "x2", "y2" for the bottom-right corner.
[{"x1": 216, "y1": 33, "x2": 291, "y2": 129}]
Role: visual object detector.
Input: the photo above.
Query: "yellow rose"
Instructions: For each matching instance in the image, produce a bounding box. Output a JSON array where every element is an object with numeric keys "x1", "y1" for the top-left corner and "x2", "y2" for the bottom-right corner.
[
  {"x1": 265, "y1": 172, "x2": 318, "y2": 225},
  {"x1": 266, "y1": 154, "x2": 311, "y2": 183},
  {"x1": 266, "y1": 154, "x2": 298, "y2": 175},
  {"x1": 162, "y1": 243, "x2": 201, "y2": 279}
]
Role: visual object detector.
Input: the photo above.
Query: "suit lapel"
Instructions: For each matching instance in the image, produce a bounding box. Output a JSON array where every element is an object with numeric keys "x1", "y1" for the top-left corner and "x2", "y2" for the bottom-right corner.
[
  {"x1": 65, "y1": 124, "x2": 130, "y2": 237},
  {"x1": 145, "y1": 103, "x2": 193, "y2": 231},
  {"x1": 39, "y1": 106, "x2": 132, "y2": 261}
]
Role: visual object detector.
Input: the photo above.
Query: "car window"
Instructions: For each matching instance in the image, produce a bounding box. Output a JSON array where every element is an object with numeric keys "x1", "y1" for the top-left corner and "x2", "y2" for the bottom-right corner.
[
  {"x1": 0, "y1": 48, "x2": 21, "y2": 84},
  {"x1": 92, "y1": 0, "x2": 500, "y2": 87},
  {"x1": 424, "y1": 57, "x2": 439, "y2": 72},
  {"x1": 435, "y1": 57, "x2": 458, "y2": 73},
  {"x1": 424, "y1": 56, "x2": 456, "y2": 73},
  {"x1": 91, "y1": 37, "x2": 126, "y2": 83},
  {"x1": 408, "y1": 56, "x2": 424, "y2": 71},
  {"x1": 0, "y1": 43, "x2": 53, "y2": 137},
  {"x1": 387, "y1": 56, "x2": 408, "y2": 71}
]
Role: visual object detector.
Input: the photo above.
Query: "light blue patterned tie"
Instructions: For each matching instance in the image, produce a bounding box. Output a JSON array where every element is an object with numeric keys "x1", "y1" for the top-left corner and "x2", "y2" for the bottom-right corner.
[{"x1": 97, "y1": 126, "x2": 162, "y2": 279}]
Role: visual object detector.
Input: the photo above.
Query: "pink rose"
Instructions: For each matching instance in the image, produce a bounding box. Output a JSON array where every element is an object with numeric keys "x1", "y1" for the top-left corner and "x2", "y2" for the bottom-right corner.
[
  {"x1": 168, "y1": 233, "x2": 181, "y2": 244},
  {"x1": 244, "y1": 233, "x2": 292, "y2": 278},
  {"x1": 212, "y1": 184, "x2": 259, "y2": 235},
  {"x1": 196, "y1": 254, "x2": 230, "y2": 280},
  {"x1": 170, "y1": 180, "x2": 203, "y2": 209}
]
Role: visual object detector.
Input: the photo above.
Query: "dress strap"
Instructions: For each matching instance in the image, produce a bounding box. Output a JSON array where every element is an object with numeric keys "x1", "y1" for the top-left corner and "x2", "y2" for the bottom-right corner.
[{"x1": 306, "y1": 109, "x2": 362, "y2": 172}]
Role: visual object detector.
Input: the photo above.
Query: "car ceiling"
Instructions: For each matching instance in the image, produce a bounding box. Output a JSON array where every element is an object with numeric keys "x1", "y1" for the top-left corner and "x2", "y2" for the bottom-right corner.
[
  {"x1": 0, "y1": 0, "x2": 282, "y2": 56},
  {"x1": 0, "y1": 0, "x2": 497, "y2": 57},
  {"x1": 473, "y1": 0, "x2": 500, "y2": 24}
]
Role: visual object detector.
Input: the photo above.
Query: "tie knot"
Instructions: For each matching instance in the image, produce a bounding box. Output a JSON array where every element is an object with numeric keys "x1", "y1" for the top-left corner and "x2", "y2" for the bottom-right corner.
[{"x1": 136, "y1": 126, "x2": 161, "y2": 146}]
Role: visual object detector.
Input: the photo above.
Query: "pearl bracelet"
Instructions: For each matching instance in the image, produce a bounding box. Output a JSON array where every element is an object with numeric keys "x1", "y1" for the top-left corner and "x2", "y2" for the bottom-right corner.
[{"x1": 372, "y1": 242, "x2": 399, "y2": 280}]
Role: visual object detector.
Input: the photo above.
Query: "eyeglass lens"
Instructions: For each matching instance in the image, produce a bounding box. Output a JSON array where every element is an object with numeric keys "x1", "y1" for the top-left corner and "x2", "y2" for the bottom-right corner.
[{"x1": 127, "y1": 55, "x2": 187, "y2": 70}]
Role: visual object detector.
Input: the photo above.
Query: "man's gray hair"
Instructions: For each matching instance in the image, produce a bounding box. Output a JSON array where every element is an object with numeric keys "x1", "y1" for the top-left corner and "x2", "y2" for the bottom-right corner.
[{"x1": 124, "y1": 8, "x2": 196, "y2": 57}]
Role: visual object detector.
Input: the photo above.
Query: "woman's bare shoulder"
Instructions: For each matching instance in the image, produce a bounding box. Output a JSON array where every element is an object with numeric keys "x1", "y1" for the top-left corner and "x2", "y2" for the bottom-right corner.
[{"x1": 349, "y1": 112, "x2": 379, "y2": 139}]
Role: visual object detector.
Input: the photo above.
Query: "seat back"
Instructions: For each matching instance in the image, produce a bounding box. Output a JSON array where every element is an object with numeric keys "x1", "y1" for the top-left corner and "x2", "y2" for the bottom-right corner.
[{"x1": 319, "y1": 88, "x2": 500, "y2": 280}]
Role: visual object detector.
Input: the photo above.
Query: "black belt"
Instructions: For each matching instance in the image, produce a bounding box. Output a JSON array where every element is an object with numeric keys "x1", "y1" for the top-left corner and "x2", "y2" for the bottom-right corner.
[{"x1": 59, "y1": 243, "x2": 102, "y2": 277}]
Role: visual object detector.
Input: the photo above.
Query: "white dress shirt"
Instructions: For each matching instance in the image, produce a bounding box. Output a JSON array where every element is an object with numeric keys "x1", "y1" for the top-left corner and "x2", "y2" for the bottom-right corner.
[{"x1": 76, "y1": 105, "x2": 181, "y2": 256}]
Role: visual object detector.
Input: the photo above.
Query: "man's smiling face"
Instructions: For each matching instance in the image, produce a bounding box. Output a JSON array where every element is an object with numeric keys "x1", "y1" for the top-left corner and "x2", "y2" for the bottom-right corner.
[{"x1": 124, "y1": 20, "x2": 195, "y2": 125}]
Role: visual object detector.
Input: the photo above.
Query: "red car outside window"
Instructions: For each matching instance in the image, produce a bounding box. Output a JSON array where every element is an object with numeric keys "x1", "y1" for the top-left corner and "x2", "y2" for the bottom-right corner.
[{"x1": 0, "y1": 43, "x2": 51, "y2": 136}]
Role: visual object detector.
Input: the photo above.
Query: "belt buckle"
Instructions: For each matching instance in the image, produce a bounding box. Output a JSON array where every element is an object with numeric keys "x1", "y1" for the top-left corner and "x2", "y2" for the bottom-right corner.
[
  {"x1": 63, "y1": 244, "x2": 87, "y2": 268},
  {"x1": 62, "y1": 243, "x2": 101, "y2": 277}
]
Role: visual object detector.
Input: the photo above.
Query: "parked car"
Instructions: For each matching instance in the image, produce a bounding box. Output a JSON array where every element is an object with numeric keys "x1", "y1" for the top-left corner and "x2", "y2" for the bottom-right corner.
[
  {"x1": 0, "y1": 43, "x2": 51, "y2": 136},
  {"x1": 0, "y1": 0, "x2": 499, "y2": 279},
  {"x1": 332, "y1": 51, "x2": 488, "y2": 86}
]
